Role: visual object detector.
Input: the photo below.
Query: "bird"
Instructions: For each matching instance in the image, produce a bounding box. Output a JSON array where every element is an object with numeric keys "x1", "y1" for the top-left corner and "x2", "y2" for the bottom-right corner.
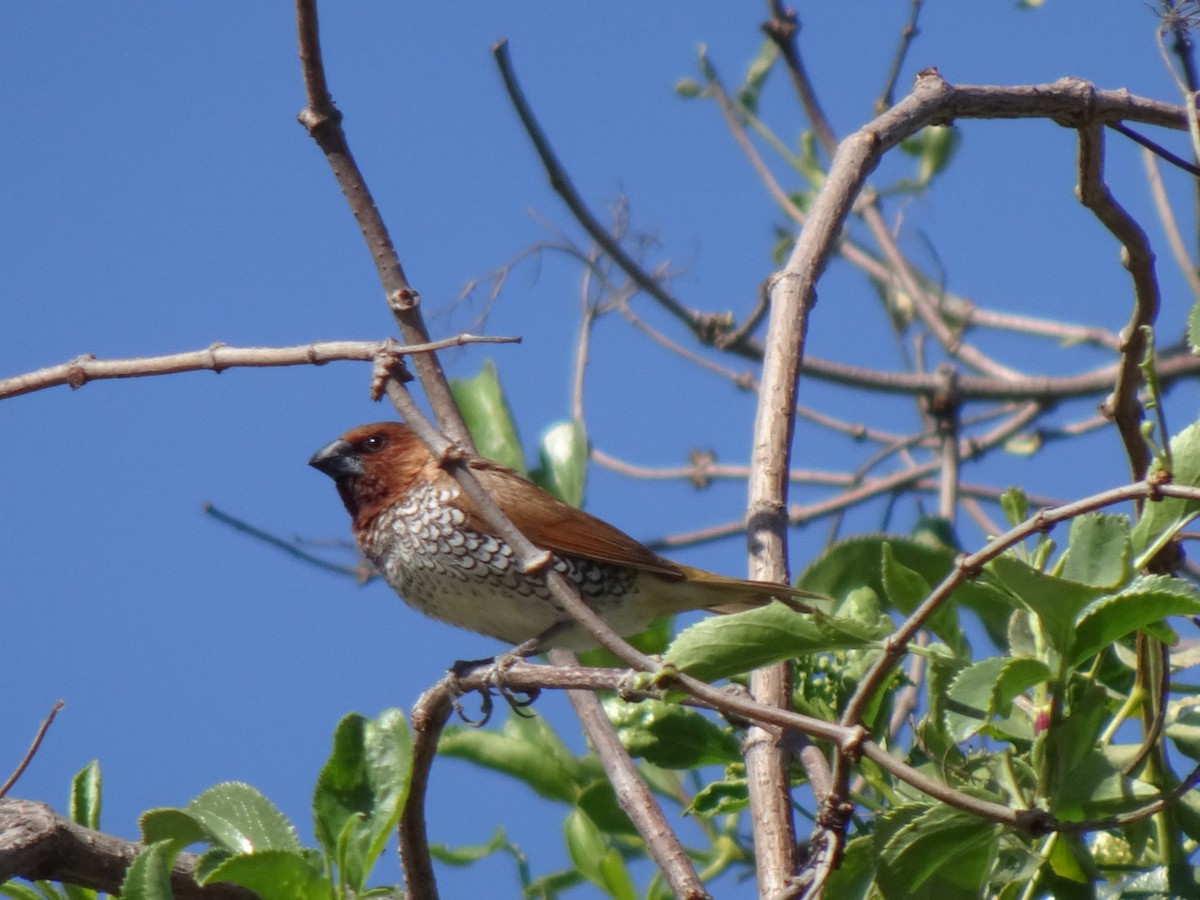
[{"x1": 309, "y1": 421, "x2": 816, "y2": 651}]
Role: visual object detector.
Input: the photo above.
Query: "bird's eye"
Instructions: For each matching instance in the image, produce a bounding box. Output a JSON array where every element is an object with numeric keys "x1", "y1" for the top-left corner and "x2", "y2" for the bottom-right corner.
[{"x1": 361, "y1": 434, "x2": 388, "y2": 453}]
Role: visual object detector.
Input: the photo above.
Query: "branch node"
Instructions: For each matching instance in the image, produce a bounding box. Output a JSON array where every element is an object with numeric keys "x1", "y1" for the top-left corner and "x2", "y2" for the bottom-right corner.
[
  {"x1": 521, "y1": 549, "x2": 554, "y2": 575},
  {"x1": 65, "y1": 354, "x2": 95, "y2": 390},
  {"x1": 388, "y1": 287, "x2": 421, "y2": 313},
  {"x1": 207, "y1": 342, "x2": 229, "y2": 373},
  {"x1": 954, "y1": 552, "x2": 981, "y2": 580},
  {"x1": 369, "y1": 339, "x2": 412, "y2": 401}
]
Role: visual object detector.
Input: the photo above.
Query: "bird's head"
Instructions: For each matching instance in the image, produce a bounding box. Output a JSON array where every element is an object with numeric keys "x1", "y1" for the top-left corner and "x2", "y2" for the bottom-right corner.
[{"x1": 309, "y1": 422, "x2": 432, "y2": 527}]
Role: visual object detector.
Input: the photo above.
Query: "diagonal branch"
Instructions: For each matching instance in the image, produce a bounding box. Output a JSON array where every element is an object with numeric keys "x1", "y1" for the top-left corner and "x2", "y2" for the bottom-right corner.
[{"x1": 293, "y1": 0, "x2": 470, "y2": 446}]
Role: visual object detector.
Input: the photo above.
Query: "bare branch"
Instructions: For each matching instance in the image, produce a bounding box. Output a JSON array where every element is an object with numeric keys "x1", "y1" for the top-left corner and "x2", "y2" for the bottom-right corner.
[
  {"x1": 293, "y1": 0, "x2": 470, "y2": 444},
  {"x1": 548, "y1": 650, "x2": 711, "y2": 899},
  {"x1": 0, "y1": 336, "x2": 517, "y2": 401},
  {"x1": 1077, "y1": 123, "x2": 1161, "y2": 482},
  {"x1": 0, "y1": 703, "x2": 63, "y2": 801}
]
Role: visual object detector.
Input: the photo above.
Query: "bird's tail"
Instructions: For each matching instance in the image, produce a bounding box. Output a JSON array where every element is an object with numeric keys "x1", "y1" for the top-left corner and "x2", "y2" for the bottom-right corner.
[{"x1": 669, "y1": 565, "x2": 823, "y2": 615}]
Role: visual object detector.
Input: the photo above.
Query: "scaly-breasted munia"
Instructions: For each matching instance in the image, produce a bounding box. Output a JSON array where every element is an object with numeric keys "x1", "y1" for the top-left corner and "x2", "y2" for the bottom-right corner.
[{"x1": 310, "y1": 422, "x2": 811, "y2": 650}]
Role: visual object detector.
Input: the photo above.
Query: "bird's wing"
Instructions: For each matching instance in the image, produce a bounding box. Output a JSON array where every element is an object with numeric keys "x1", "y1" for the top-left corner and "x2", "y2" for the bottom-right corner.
[{"x1": 460, "y1": 457, "x2": 686, "y2": 580}]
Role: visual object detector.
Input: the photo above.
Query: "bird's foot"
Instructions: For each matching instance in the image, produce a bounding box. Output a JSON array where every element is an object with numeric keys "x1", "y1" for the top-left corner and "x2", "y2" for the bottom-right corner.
[{"x1": 445, "y1": 647, "x2": 541, "y2": 726}]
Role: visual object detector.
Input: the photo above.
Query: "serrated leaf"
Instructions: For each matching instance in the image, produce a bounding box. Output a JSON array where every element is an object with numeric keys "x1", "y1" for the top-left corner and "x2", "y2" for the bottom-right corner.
[
  {"x1": 1049, "y1": 746, "x2": 1157, "y2": 818},
  {"x1": 985, "y1": 556, "x2": 1106, "y2": 658},
  {"x1": 185, "y1": 783, "x2": 300, "y2": 854},
  {"x1": 438, "y1": 713, "x2": 582, "y2": 803},
  {"x1": 820, "y1": 835, "x2": 875, "y2": 898},
  {"x1": 875, "y1": 804, "x2": 999, "y2": 898},
  {"x1": 1188, "y1": 301, "x2": 1200, "y2": 355},
  {"x1": 1059, "y1": 514, "x2": 1130, "y2": 589},
  {"x1": 140, "y1": 808, "x2": 208, "y2": 847},
  {"x1": 1069, "y1": 575, "x2": 1200, "y2": 666},
  {"x1": 450, "y1": 359, "x2": 525, "y2": 474},
  {"x1": 534, "y1": 420, "x2": 587, "y2": 507},
  {"x1": 944, "y1": 657, "x2": 1050, "y2": 742},
  {"x1": 800, "y1": 535, "x2": 1011, "y2": 649},
  {"x1": 118, "y1": 841, "x2": 177, "y2": 900},
  {"x1": 664, "y1": 602, "x2": 889, "y2": 682},
  {"x1": 1131, "y1": 422, "x2": 1200, "y2": 563},
  {"x1": 429, "y1": 826, "x2": 513, "y2": 866},
  {"x1": 69, "y1": 761, "x2": 101, "y2": 831},
  {"x1": 203, "y1": 850, "x2": 332, "y2": 900},
  {"x1": 575, "y1": 780, "x2": 637, "y2": 837},
  {"x1": 602, "y1": 696, "x2": 740, "y2": 768},
  {"x1": 312, "y1": 708, "x2": 411, "y2": 893}
]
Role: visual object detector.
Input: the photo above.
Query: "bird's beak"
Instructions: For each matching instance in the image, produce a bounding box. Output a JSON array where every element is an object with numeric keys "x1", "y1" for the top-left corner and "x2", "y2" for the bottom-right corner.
[{"x1": 308, "y1": 439, "x2": 362, "y2": 478}]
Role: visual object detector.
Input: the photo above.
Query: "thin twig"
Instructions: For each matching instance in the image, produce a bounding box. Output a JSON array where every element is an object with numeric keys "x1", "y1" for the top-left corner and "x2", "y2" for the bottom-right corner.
[
  {"x1": 493, "y1": 40, "x2": 709, "y2": 337},
  {"x1": 293, "y1": 0, "x2": 470, "y2": 446},
  {"x1": 203, "y1": 503, "x2": 369, "y2": 580},
  {"x1": 876, "y1": 0, "x2": 926, "y2": 112},
  {"x1": 548, "y1": 650, "x2": 711, "y2": 900},
  {"x1": 0, "y1": 336, "x2": 517, "y2": 401},
  {"x1": 0, "y1": 703, "x2": 64, "y2": 800},
  {"x1": 1142, "y1": 147, "x2": 1200, "y2": 299},
  {"x1": 1077, "y1": 124, "x2": 1161, "y2": 484}
]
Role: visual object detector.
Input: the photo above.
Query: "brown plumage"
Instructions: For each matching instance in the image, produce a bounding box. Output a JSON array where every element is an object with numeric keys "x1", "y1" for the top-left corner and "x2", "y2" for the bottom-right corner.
[{"x1": 309, "y1": 421, "x2": 813, "y2": 650}]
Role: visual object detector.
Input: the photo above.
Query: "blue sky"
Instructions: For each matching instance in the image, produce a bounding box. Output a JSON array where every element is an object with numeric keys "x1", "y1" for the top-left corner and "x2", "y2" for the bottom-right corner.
[{"x1": 4, "y1": 4, "x2": 1198, "y2": 896}]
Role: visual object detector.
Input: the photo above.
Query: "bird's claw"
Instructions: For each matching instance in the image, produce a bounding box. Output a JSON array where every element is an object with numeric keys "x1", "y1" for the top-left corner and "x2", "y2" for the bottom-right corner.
[{"x1": 444, "y1": 652, "x2": 541, "y2": 725}]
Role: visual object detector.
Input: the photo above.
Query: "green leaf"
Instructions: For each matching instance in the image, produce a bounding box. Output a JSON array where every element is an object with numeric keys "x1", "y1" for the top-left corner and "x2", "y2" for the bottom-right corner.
[
  {"x1": 1069, "y1": 575, "x2": 1200, "y2": 666},
  {"x1": 898, "y1": 125, "x2": 961, "y2": 187},
  {"x1": 450, "y1": 359, "x2": 526, "y2": 474},
  {"x1": 1188, "y1": 301, "x2": 1200, "y2": 355},
  {"x1": 800, "y1": 535, "x2": 1011, "y2": 649},
  {"x1": 438, "y1": 713, "x2": 582, "y2": 803},
  {"x1": 576, "y1": 781, "x2": 638, "y2": 837},
  {"x1": 999, "y1": 488, "x2": 1028, "y2": 528},
  {"x1": 985, "y1": 556, "x2": 1106, "y2": 658},
  {"x1": 686, "y1": 776, "x2": 748, "y2": 817},
  {"x1": 944, "y1": 656, "x2": 1050, "y2": 742},
  {"x1": 140, "y1": 807, "x2": 208, "y2": 847},
  {"x1": 736, "y1": 38, "x2": 778, "y2": 114},
  {"x1": 118, "y1": 841, "x2": 178, "y2": 900},
  {"x1": 1059, "y1": 514, "x2": 1130, "y2": 589},
  {"x1": 664, "y1": 602, "x2": 890, "y2": 683},
  {"x1": 0, "y1": 885, "x2": 57, "y2": 900},
  {"x1": 69, "y1": 760, "x2": 101, "y2": 831},
  {"x1": 1049, "y1": 746, "x2": 1157, "y2": 819},
  {"x1": 1131, "y1": 421, "x2": 1200, "y2": 563},
  {"x1": 203, "y1": 850, "x2": 333, "y2": 900},
  {"x1": 602, "y1": 696, "x2": 740, "y2": 768},
  {"x1": 430, "y1": 827, "x2": 510, "y2": 866},
  {"x1": 563, "y1": 810, "x2": 635, "y2": 900},
  {"x1": 533, "y1": 419, "x2": 587, "y2": 507},
  {"x1": 874, "y1": 804, "x2": 1000, "y2": 898},
  {"x1": 185, "y1": 783, "x2": 301, "y2": 854},
  {"x1": 882, "y1": 543, "x2": 965, "y2": 654},
  {"x1": 820, "y1": 835, "x2": 875, "y2": 899},
  {"x1": 674, "y1": 78, "x2": 704, "y2": 99},
  {"x1": 1168, "y1": 708, "x2": 1200, "y2": 762},
  {"x1": 311, "y1": 708, "x2": 412, "y2": 892}
]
